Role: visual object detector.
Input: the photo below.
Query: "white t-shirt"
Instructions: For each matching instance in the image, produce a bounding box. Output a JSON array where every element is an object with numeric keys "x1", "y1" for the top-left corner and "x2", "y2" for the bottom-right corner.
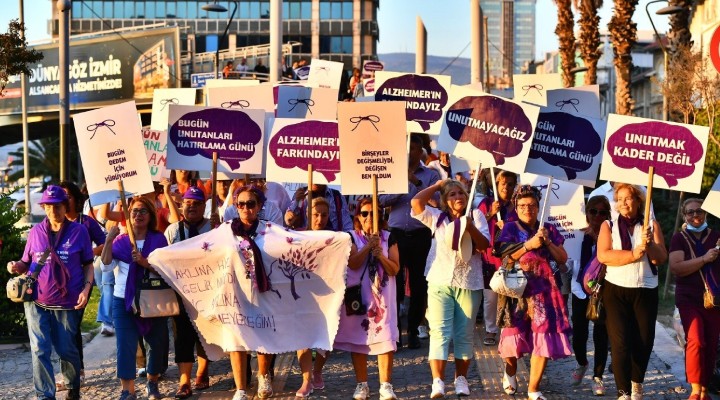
[
  {"x1": 604, "y1": 220, "x2": 658, "y2": 289},
  {"x1": 411, "y1": 207, "x2": 490, "y2": 290},
  {"x1": 102, "y1": 239, "x2": 146, "y2": 299}
]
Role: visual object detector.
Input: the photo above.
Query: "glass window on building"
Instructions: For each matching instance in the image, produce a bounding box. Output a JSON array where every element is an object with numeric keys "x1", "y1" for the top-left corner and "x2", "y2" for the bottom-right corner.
[
  {"x1": 342, "y1": 2, "x2": 353, "y2": 19},
  {"x1": 155, "y1": 1, "x2": 165, "y2": 18},
  {"x1": 103, "y1": 1, "x2": 112, "y2": 17},
  {"x1": 136, "y1": 2, "x2": 145, "y2": 18},
  {"x1": 261, "y1": 2, "x2": 270, "y2": 18},
  {"x1": 176, "y1": 1, "x2": 187, "y2": 18},
  {"x1": 319, "y1": 36, "x2": 331, "y2": 53},
  {"x1": 238, "y1": 2, "x2": 250, "y2": 18},
  {"x1": 301, "y1": 1, "x2": 311, "y2": 19},
  {"x1": 206, "y1": 34, "x2": 219, "y2": 53},
  {"x1": 145, "y1": 1, "x2": 155, "y2": 18},
  {"x1": 320, "y1": 2, "x2": 330, "y2": 19},
  {"x1": 166, "y1": 2, "x2": 176, "y2": 18},
  {"x1": 72, "y1": 1, "x2": 83, "y2": 18},
  {"x1": 289, "y1": 2, "x2": 300, "y2": 18},
  {"x1": 250, "y1": 1, "x2": 260, "y2": 18},
  {"x1": 113, "y1": 1, "x2": 122, "y2": 18},
  {"x1": 126, "y1": 2, "x2": 136, "y2": 18},
  {"x1": 331, "y1": 3, "x2": 341, "y2": 19},
  {"x1": 282, "y1": 3, "x2": 289, "y2": 18}
]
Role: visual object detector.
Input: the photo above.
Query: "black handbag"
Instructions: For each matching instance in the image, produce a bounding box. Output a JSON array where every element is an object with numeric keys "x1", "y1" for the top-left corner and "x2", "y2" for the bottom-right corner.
[{"x1": 344, "y1": 257, "x2": 369, "y2": 316}]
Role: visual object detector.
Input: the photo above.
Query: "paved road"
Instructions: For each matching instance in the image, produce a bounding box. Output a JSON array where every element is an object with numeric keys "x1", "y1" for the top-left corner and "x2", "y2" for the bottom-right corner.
[{"x1": 0, "y1": 317, "x2": 697, "y2": 400}]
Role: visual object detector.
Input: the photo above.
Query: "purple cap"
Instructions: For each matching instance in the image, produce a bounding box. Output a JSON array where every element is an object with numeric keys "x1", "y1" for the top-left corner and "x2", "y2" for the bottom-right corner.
[
  {"x1": 38, "y1": 185, "x2": 68, "y2": 205},
  {"x1": 183, "y1": 186, "x2": 206, "y2": 202}
]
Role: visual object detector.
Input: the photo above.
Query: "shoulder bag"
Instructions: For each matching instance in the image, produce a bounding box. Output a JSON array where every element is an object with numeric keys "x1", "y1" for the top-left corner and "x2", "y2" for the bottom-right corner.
[
  {"x1": 134, "y1": 269, "x2": 180, "y2": 318},
  {"x1": 6, "y1": 248, "x2": 51, "y2": 303},
  {"x1": 489, "y1": 254, "x2": 528, "y2": 299}
]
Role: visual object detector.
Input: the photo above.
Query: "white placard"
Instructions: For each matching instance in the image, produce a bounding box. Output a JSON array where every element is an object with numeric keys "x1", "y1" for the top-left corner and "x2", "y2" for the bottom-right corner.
[
  {"x1": 513, "y1": 73, "x2": 563, "y2": 107},
  {"x1": 142, "y1": 127, "x2": 170, "y2": 181},
  {"x1": 307, "y1": 59, "x2": 344, "y2": 90},
  {"x1": 276, "y1": 86, "x2": 339, "y2": 120},
  {"x1": 545, "y1": 86, "x2": 601, "y2": 119},
  {"x1": 150, "y1": 88, "x2": 197, "y2": 131},
  {"x1": 73, "y1": 101, "x2": 154, "y2": 204},
  {"x1": 206, "y1": 85, "x2": 275, "y2": 114},
  {"x1": 704, "y1": 175, "x2": 720, "y2": 218},
  {"x1": 166, "y1": 105, "x2": 266, "y2": 174},
  {"x1": 600, "y1": 114, "x2": 710, "y2": 193},
  {"x1": 437, "y1": 85, "x2": 540, "y2": 175}
]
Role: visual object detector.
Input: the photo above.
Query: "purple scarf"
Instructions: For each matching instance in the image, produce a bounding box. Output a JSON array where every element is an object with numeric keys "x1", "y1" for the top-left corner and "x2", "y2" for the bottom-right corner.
[
  {"x1": 112, "y1": 230, "x2": 168, "y2": 334},
  {"x1": 40, "y1": 218, "x2": 71, "y2": 298},
  {"x1": 231, "y1": 218, "x2": 272, "y2": 293}
]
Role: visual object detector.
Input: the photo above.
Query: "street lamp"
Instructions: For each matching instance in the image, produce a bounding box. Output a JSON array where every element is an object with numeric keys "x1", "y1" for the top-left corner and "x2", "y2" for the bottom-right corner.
[
  {"x1": 645, "y1": 0, "x2": 682, "y2": 121},
  {"x1": 202, "y1": 1, "x2": 239, "y2": 78}
]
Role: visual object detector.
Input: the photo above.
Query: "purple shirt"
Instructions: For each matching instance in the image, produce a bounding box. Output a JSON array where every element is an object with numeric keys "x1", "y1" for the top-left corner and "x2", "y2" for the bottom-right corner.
[
  {"x1": 21, "y1": 219, "x2": 94, "y2": 309},
  {"x1": 74, "y1": 214, "x2": 107, "y2": 247},
  {"x1": 478, "y1": 197, "x2": 518, "y2": 270},
  {"x1": 669, "y1": 228, "x2": 720, "y2": 307},
  {"x1": 378, "y1": 164, "x2": 440, "y2": 231}
]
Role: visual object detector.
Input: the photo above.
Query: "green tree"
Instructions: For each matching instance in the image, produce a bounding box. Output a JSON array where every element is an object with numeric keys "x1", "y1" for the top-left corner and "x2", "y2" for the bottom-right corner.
[
  {"x1": 0, "y1": 19, "x2": 43, "y2": 94},
  {"x1": 8, "y1": 137, "x2": 60, "y2": 183},
  {"x1": 0, "y1": 190, "x2": 29, "y2": 339},
  {"x1": 608, "y1": 0, "x2": 639, "y2": 115}
]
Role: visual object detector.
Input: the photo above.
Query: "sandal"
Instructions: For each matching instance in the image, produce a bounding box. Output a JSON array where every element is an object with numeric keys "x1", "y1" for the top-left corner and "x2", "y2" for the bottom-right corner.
[
  {"x1": 295, "y1": 382, "x2": 314, "y2": 398},
  {"x1": 503, "y1": 373, "x2": 517, "y2": 395},
  {"x1": 194, "y1": 374, "x2": 210, "y2": 390},
  {"x1": 483, "y1": 332, "x2": 497, "y2": 346},
  {"x1": 528, "y1": 391, "x2": 547, "y2": 400}
]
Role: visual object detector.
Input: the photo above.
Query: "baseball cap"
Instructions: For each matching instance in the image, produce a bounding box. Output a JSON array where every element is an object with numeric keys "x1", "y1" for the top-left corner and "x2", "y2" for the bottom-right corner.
[
  {"x1": 183, "y1": 186, "x2": 206, "y2": 202},
  {"x1": 39, "y1": 185, "x2": 68, "y2": 205}
]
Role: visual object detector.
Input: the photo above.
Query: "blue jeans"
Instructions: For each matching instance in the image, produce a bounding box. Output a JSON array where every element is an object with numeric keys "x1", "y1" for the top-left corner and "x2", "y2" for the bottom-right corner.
[
  {"x1": 112, "y1": 297, "x2": 169, "y2": 379},
  {"x1": 94, "y1": 262, "x2": 114, "y2": 325},
  {"x1": 25, "y1": 302, "x2": 83, "y2": 399},
  {"x1": 427, "y1": 284, "x2": 481, "y2": 360}
]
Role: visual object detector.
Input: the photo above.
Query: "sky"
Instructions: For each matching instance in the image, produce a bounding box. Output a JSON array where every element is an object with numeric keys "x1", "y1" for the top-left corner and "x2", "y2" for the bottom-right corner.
[{"x1": 4, "y1": 0, "x2": 672, "y2": 59}]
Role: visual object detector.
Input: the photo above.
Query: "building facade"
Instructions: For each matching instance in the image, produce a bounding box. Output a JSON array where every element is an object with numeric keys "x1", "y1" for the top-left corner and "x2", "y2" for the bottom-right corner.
[
  {"x1": 481, "y1": 0, "x2": 536, "y2": 87},
  {"x1": 51, "y1": 0, "x2": 379, "y2": 71}
]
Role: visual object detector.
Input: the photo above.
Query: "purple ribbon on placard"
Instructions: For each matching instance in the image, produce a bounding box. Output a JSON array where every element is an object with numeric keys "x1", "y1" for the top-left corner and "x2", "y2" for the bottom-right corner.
[
  {"x1": 534, "y1": 182, "x2": 561, "y2": 200},
  {"x1": 159, "y1": 98, "x2": 179, "y2": 111},
  {"x1": 288, "y1": 98, "x2": 315, "y2": 114},
  {"x1": 522, "y1": 84, "x2": 544, "y2": 97},
  {"x1": 86, "y1": 119, "x2": 116, "y2": 140},
  {"x1": 221, "y1": 100, "x2": 251, "y2": 109},
  {"x1": 350, "y1": 115, "x2": 380, "y2": 131},
  {"x1": 555, "y1": 98, "x2": 580, "y2": 112}
]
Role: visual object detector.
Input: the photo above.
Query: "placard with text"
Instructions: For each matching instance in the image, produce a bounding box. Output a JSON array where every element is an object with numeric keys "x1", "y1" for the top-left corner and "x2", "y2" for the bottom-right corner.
[
  {"x1": 166, "y1": 105, "x2": 266, "y2": 174},
  {"x1": 337, "y1": 101, "x2": 408, "y2": 195},
  {"x1": 600, "y1": 114, "x2": 709, "y2": 193},
  {"x1": 73, "y1": 101, "x2": 154, "y2": 204},
  {"x1": 142, "y1": 127, "x2": 169, "y2": 181},
  {"x1": 307, "y1": 59, "x2": 344, "y2": 90}
]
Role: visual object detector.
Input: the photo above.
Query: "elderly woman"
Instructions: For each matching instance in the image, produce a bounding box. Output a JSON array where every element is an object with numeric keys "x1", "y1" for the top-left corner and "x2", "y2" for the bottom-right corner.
[
  {"x1": 477, "y1": 169, "x2": 518, "y2": 346},
  {"x1": 597, "y1": 183, "x2": 667, "y2": 400},
  {"x1": 570, "y1": 196, "x2": 611, "y2": 395},
  {"x1": 6, "y1": 185, "x2": 95, "y2": 400},
  {"x1": 494, "y1": 184, "x2": 571, "y2": 400},
  {"x1": 101, "y1": 197, "x2": 170, "y2": 400},
  {"x1": 228, "y1": 185, "x2": 275, "y2": 400},
  {"x1": 669, "y1": 198, "x2": 720, "y2": 400},
  {"x1": 295, "y1": 197, "x2": 334, "y2": 397},
  {"x1": 411, "y1": 179, "x2": 490, "y2": 398},
  {"x1": 334, "y1": 197, "x2": 400, "y2": 400}
]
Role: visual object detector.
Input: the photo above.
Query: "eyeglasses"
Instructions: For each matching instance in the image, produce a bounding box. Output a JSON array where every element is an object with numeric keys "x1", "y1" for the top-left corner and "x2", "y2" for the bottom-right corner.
[
  {"x1": 359, "y1": 211, "x2": 373, "y2": 218},
  {"x1": 131, "y1": 208, "x2": 149, "y2": 216},
  {"x1": 685, "y1": 208, "x2": 706, "y2": 216},
  {"x1": 236, "y1": 200, "x2": 257, "y2": 209},
  {"x1": 588, "y1": 208, "x2": 610, "y2": 217},
  {"x1": 516, "y1": 204, "x2": 538, "y2": 211}
]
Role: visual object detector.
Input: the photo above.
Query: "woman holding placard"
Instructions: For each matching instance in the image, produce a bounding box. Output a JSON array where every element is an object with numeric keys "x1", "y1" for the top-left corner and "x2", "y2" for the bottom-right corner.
[
  {"x1": 597, "y1": 183, "x2": 667, "y2": 400},
  {"x1": 411, "y1": 179, "x2": 490, "y2": 398},
  {"x1": 101, "y1": 196, "x2": 170, "y2": 400},
  {"x1": 669, "y1": 198, "x2": 720, "y2": 400},
  {"x1": 570, "y1": 196, "x2": 611, "y2": 395},
  {"x1": 494, "y1": 184, "x2": 571, "y2": 400},
  {"x1": 334, "y1": 198, "x2": 400, "y2": 400}
]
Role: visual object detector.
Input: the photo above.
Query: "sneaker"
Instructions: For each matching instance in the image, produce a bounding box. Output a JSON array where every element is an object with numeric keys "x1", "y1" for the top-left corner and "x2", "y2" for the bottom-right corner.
[
  {"x1": 232, "y1": 390, "x2": 248, "y2": 400},
  {"x1": 454, "y1": 375, "x2": 470, "y2": 397},
  {"x1": 312, "y1": 370, "x2": 325, "y2": 390},
  {"x1": 631, "y1": 381, "x2": 643, "y2": 400},
  {"x1": 592, "y1": 377, "x2": 605, "y2": 396},
  {"x1": 101, "y1": 323, "x2": 115, "y2": 336},
  {"x1": 618, "y1": 395, "x2": 631, "y2": 400},
  {"x1": 418, "y1": 325, "x2": 429, "y2": 339},
  {"x1": 379, "y1": 382, "x2": 398, "y2": 399},
  {"x1": 137, "y1": 368, "x2": 147, "y2": 377},
  {"x1": 502, "y1": 373, "x2": 517, "y2": 395},
  {"x1": 430, "y1": 378, "x2": 445, "y2": 398},
  {"x1": 119, "y1": 390, "x2": 137, "y2": 400},
  {"x1": 146, "y1": 380, "x2": 162, "y2": 400},
  {"x1": 572, "y1": 363, "x2": 588, "y2": 385},
  {"x1": 257, "y1": 373, "x2": 273, "y2": 398},
  {"x1": 353, "y1": 382, "x2": 370, "y2": 400}
]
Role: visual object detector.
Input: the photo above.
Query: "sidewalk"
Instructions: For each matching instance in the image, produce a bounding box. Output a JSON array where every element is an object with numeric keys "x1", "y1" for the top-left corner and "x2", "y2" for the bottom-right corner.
[{"x1": 0, "y1": 316, "x2": 699, "y2": 400}]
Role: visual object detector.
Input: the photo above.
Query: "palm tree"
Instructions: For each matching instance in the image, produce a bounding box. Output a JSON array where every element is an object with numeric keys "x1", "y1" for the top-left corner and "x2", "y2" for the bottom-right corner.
[
  {"x1": 7, "y1": 137, "x2": 60, "y2": 183},
  {"x1": 667, "y1": 0, "x2": 692, "y2": 51},
  {"x1": 608, "y1": 0, "x2": 639, "y2": 115},
  {"x1": 575, "y1": 0, "x2": 603, "y2": 85},
  {"x1": 555, "y1": 0, "x2": 577, "y2": 87}
]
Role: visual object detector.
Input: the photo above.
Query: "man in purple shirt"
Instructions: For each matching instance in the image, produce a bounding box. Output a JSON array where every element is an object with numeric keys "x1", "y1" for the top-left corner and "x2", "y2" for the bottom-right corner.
[
  {"x1": 7, "y1": 185, "x2": 94, "y2": 400},
  {"x1": 379, "y1": 133, "x2": 440, "y2": 349}
]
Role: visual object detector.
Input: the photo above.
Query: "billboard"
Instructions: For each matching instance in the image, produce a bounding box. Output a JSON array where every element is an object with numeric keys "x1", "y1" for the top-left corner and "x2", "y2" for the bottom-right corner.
[{"x1": 0, "y1": 27, "x2": 181, "y2": 116}]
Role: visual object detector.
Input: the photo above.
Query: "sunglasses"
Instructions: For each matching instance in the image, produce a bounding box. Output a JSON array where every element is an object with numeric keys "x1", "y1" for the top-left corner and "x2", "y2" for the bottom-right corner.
[
  {"x1": 236, "y1": 200, "x2": 258, "y2": 209},
  {"x1": 131, "y1": 208, "x2": 149, "y2": 216},
  {"x1": 359, "y1": 211, "x2": 373, "y2": 218},
  {"x1": 685, "y1": 208, "x2": 706, "y2": 216},
  {"x1": 588, "y1": 208, "x2": 610, "y2": 217}
]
